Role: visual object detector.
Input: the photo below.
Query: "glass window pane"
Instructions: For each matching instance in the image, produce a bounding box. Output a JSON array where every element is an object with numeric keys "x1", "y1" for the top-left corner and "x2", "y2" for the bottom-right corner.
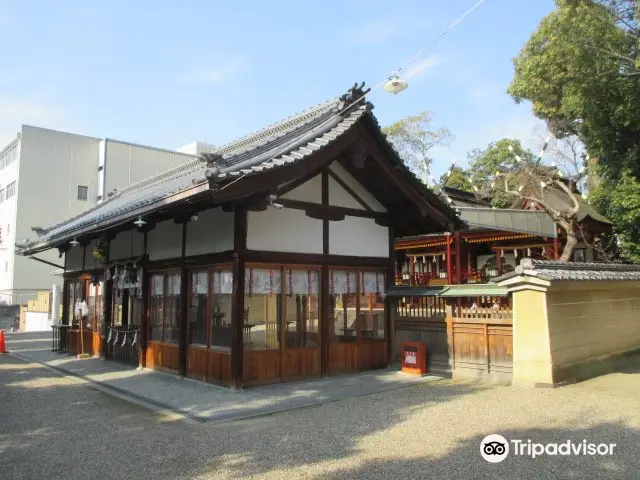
[
  {"x1": 244, "y1": 267, "x2": 280, "y2": 350},
  {"x1": 149, "y1": 274, "x2": 164, "y2": 341},
  {"x1": 359, "y1": 271, "x2": 385, "y2": 340},
  {"x1": 189, "y1": 272, "x2": 208, "y2": 346},
  {"x1": 211, "y1": 269, "x2": 233, "y2": 348},
  {"x1": 330, "y1": 270, "x2": 357, "y2": 343},
  {"x1": 284, "y1": 269, "x2": 319, "y2": 348},
  {"x1": 164, "y1": 273, "x2": 181, "y2": 344}
]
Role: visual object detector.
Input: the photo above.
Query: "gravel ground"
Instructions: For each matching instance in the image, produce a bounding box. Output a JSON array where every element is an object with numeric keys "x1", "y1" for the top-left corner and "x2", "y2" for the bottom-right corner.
[{"x1": 1, "y1": 353, "x2": 639, "y2": 480}]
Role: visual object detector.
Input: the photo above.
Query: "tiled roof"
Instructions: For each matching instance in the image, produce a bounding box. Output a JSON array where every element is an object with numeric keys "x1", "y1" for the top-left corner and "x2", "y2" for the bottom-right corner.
[
  {"x1": 26, "y1": 94, "x2": 370, "y2": 246},
  {"x1": 494, "y1": 258, "x2": 640, "y2": 282}
]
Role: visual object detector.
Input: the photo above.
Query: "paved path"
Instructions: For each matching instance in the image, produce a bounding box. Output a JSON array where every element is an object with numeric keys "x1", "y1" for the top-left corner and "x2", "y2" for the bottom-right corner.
[
  {"x1": 2, "y1": 338, "x2": 639, "y2": 479},
  {"x1": 5, "y1": 332, "x2": 436, "y2": 423}
]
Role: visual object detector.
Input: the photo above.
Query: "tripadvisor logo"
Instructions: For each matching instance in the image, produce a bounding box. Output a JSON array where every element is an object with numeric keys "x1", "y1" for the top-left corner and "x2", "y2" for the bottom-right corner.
[{"x1": 480, "y1": 435, "x2": 617, "y2": 463}]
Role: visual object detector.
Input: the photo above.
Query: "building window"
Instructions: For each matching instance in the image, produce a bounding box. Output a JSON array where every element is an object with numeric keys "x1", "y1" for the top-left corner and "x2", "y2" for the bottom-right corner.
[
  {"x1": 77, "y1": 185, "x2": 88, "y2": 201},
  {"x1": 284, "y1": 269, "x2": 320, "y2": 348},
  {"x1": 6, "y1": 181, "x2": 16, "y2": 199},
  {"x1": 245, "y1": 267, "x2": 281, "y2": 351},
  {"x1": 187, "y1": 268, "x2": 233, "y2": 349},
  {"x1": 330, "y1": 269, "x2": 386, "y2": 343},
  {"x1": 148, "y1": 272, "x2": 181, "y2": 345}
]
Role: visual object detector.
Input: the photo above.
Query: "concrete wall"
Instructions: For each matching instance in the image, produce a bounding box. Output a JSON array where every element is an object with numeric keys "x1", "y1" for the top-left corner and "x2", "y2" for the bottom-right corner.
[
  {"x1": 103, "y1": 140, "x2": 195, "y2": 194},
  {"x1": 546, "y1": 281, "x2": 640, "y2": 383},
  {"x1": 506, "y1": 278, "x2": 640, "y2": 386},
  {"x1": 13, "y1": 126, "x2": 101, "y2": 290}
]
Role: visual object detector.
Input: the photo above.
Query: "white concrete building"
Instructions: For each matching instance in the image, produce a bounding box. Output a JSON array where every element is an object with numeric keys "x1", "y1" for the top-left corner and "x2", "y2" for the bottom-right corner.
[{"x1": 0, "y1": 125, "x2": 197, "y2": 303}]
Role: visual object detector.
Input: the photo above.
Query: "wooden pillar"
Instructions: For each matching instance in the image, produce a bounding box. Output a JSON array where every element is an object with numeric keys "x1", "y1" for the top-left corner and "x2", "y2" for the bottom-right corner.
[
  {"x1": 553, "y1": 236, "x2": 559, "y2": 259},
  {"x1": 385, "y1": 226, "x2": 395, "y2": 366},
  {"x1": 102, "y1": 239, "x2": 112, "y2": 359},
  {"x1": 61, "y1": 279, "x2": 70, "y2": 326},
  {"x1": 454, "y1": 232, "x2": 462, "y2": 285},
  {"x1": 231, "y1": 207, "x2": 247, "y2": 388},
  {"x1": 409, "y1": 255, "x2": 415, "y2": 285},
  {"x1": 320, "y1": 167, "x2": 330, "y2": 376},
  {"x1": 446, "y1": 234, "x2": 453, "y2": 284},
  {"x1": 178, "y1": 222, "x2": 188, "y2": 376},
  {"x1": 139, "y1": 232, "x2": 149, "y2": 368}
]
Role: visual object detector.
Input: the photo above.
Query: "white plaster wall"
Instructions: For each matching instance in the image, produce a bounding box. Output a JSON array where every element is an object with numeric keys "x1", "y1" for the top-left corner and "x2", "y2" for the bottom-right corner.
[
  {"x1": 104, "y1": 140, "x2": 195, "y2": 193},
  {"x1": 328, "y1": 176, "x2": 364, "y2": 210},
  {"x1": 109, "y1": 230, "x2": 144, "y2": 261},
  {"x1": 147, "y1": 220, "x2": 183, "y2": 260},
  {"x1": 329, "y1": 162, "x2": 387, "y2": 212},
  {"x1": 282, "y1": 174, "x2": 322, "y2": 203},
  {"x1": 24, "y1": 311, "x2": 51, "y2": 332},
  {"x1": 329, "y1": 216, "x2": 388, "y2": 257},
  {"x1": 13, "y1": 126, "x2": 101, "y2": 290},
  {"x1": 247, "y1": 208, "x2": 322, "y2": 254},
  {"x1": 185, "y1": 207, "x2": 234, "y2": 256},
  {"x1": 65, "y1": 246, "x2": 85, "y2": 271}
]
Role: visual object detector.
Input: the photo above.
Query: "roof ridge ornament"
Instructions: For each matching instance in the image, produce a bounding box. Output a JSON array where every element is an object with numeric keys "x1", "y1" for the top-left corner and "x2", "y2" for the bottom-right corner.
[
  {"x1": 201, "y1": 152, "x2": 223, "y2": 192},
  {"x1": 338, "y1": 82, "x2": 372, "y2": 115}
]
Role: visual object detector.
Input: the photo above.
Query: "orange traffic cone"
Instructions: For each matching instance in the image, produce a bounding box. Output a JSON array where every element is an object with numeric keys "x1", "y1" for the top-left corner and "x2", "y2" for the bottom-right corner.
[{"x1": 0, "y1": 330, "x2": 6, "y2": 354}]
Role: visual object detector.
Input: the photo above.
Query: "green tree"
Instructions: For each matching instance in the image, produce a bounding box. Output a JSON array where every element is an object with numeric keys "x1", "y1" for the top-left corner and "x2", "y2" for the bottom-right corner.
[
  {"x1": 508, "y1": 0, "x2": 640, "y2": 262},
  {"x1": 467, "y1": 139, "x2": 536, "y2": 208},
  {"x1": 439, "y1": 166, "x2": 473, "y2": 191},
  {"x1": 382, "y1": 112, "x2": 453, "y2": 183}
]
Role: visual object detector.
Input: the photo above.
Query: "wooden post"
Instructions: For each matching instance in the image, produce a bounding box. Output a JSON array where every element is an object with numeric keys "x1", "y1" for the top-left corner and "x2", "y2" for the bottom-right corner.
[
  {"x1": 178, "y1": 222, "x2": 188, "y2": 377},
  {"x1": 321, "y1": 167, "x2": 330, "y2": 376},
  {"x1": 386, "y1": 226, "x2": 395, "y2": 365},
  {"x1": 446, "y1": 234, "x2": 453, "y2": 285},
  {"x1": 553, "y1": 236, "x2": 559, "y2": 259},
  {"x1": 61, "y1": 280, "x2": 70, "y2": 326},
  {"x1": 454, "y1": 231, "x2": 462, "y2": 285},
  {"x1": 139, "y1": 232, "x2": 149, "y2": 368},
  {"x1": 484, "y1": 323, "x2": 490, "y2": 373},
  {"x1": 231, "y1": 207, "x2": 247, "y2": 389}
]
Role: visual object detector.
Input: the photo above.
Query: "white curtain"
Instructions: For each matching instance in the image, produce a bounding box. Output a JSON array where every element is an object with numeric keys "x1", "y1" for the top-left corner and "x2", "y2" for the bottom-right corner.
[
  {"x1": 213, "y1": 270, "x2": 233, "y2": 294},
  {"x1": 285, "y1": 269, "x2": 319, "y2": 295},
  {"x1": 362, "y1": 271, "x2": 385, "y2": 294},
  {"x1": 152, "y1": 275, "x2": 164, "y2": 296},
  {"x1": 169, "y1": 274, "x2": 181, "y2": 295},
  {"x1": 330, "y1": 270, "x2": 357, "y2": 295},
  {"x1": 192, "y1": 272, "x2": 208, "y2": 295},
  {"x1": 245, "y1": 268, "x2": 282, "y2": 295}
]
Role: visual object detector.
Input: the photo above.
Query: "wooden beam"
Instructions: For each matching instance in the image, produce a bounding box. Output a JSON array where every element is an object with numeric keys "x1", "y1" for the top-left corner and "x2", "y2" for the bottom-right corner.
[
  {"x1": 277, "y1": 198, "x2": 387, "y2": 221},
  {"x1": 244, "y1": 250, "x2": 389, "y2": 268},
  {"x1": 231, "y1": 207, "x2": 247, "y2": 388},
  {"x1": 327, "y1": 168, "x2": 373, "y2": 212}
]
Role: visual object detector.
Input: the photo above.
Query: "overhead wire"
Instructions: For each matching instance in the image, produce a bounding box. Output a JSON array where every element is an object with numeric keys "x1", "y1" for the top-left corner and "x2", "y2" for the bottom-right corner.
[{"x1": 219, "y1": 0, "x2": 490, "y2": 192}]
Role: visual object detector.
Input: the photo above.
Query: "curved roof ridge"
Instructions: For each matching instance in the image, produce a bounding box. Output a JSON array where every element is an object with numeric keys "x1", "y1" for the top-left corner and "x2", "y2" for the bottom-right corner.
[{"x1": 214, "y1": 98, "x2": 339, "y2": 157}]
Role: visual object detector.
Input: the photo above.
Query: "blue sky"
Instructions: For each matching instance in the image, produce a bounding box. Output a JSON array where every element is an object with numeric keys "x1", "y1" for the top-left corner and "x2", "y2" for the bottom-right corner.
[{"x1": 0, "y1": 0, "x2": 555, "y2": 177}]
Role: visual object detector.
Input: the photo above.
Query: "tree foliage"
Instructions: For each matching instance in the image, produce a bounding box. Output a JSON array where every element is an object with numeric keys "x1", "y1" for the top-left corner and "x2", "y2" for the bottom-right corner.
[
  {"x1": 508, "y1": 0, "x2": 640, "y2": 262},
  {"x1": 382, "y1": 112, "x2": 453, "y2": 182},
  {"x1": 440, "y1": 166, "x2": 473, "y2": 191},
  {"x1": 467, "y1": 139, "x2": 536, "y2": 208}
]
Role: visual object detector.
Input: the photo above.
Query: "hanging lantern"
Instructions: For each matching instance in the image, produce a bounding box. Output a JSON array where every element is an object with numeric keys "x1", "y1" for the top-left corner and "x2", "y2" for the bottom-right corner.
[
  {"x1": 514, "y1": 249, "x2": 518, "y2": 258},
  {"x1": 527, "y1": 248, "x2": 531, "y2": 257},
  {"x1": 500, "y1": 249, "x2": 504, "y2": 258},
  {"x1": 383, "y1": 74, "x2": 408, "y2": 94}
]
